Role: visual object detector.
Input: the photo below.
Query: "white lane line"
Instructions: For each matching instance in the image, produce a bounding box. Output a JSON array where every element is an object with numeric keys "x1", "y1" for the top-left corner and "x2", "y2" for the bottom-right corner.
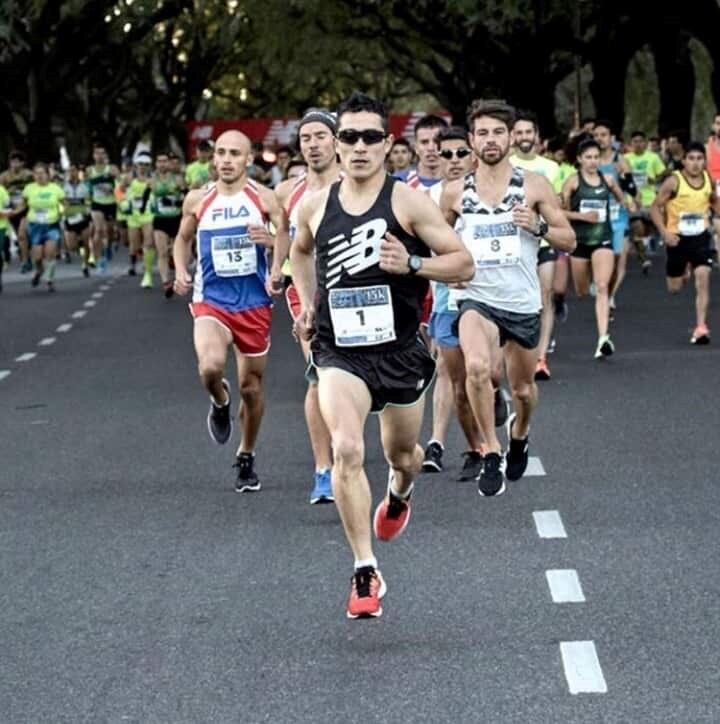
[
  {"x1": 526, "y1": 457, "x2": 546, "y2": 476},
  {"x1": 56, "y1": 323, "x2": 72, "y2": 333},
  {"x1": 15, "y1": 352, "x2": 36, "y2": 362},
  {"x1": 0, "y1": 370, "x2": 10, "y2": 381},
  {"x1": 71, "y1": 310, "x2": 87, "y2": 319},
  {"x1": 92, "y1": 292, "x2": 103, "y2": 299},
  {"x1": 100, "y1": 285, "x2": 111, "y2": 291},
  {"x1": 38, "y1": 337, "x2": 56, "y2": 347},
  {"x1": 83, "y1": 300, "x2": 96, "y2": 308},
  {"x1": 546, "y1": 569, "x2": 585, "y2": 603},
  {"x1": 533, "y1": 510, "x2": 567, "y2": 539},
  {"x1": 560, "y1": 641, "x2": 608, "y2": 694},
  {"x1": 30, "y1": 419, "x2": 49, "y2": 425}
]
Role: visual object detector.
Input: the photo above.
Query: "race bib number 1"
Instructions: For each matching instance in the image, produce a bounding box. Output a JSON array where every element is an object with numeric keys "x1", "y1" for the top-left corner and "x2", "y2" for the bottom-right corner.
[
  {"x1": 329, "y1": 284, "x2": 396, "y2": 347},
  {"x1": 211, "y1": 230, "x2": 257, "y2": 277},
  {"x1": 461, "y1": 212, "x2": 521, "y2": 268}
]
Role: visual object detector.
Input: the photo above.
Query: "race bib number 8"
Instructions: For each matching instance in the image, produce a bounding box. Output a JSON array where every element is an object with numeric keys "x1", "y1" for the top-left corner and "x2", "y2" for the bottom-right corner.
[
  {"x1": 580, "y1": 199, "x2": 607, "y2": 223},
  {"x1": 211, "y1": 231, "x2": 257, "y2": 277},
  {"x1": 461, "y1": 212, "x2": 520, "y2": 268},
  {"x1": 678, "y1": 212, "x2": 706, "y2": 236},
  {"x1": 329, "y1": 284, "x2": 396, "y2": 347}
]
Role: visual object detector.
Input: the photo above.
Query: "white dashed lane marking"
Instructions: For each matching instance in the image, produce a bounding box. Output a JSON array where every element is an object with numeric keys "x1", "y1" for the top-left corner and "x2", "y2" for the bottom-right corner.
[
  {"x1": 533, "y1": 510, "x2": 567, "y2": 539},
  {"x1": 0, "y1": 370, "x2": 10, "y2": 381},
  {"x1": 525, "y1": 457, "x2": 545, "y2": 476},
  {"x1": 15, "y1": 353, "x2": 36, "y2": 362},
  {"x1": 56, "y1": 324, "x2": 72, "y2": 333},
  {"x1": 560, "y1": 641, "x2": 608, "y2": 694},
  {"x1": 72, "y1": 311, "x2": 87, "y2": 319},
  {"x1": 546, "y1": 569, "x2": 585, "y2": 603},
  {"x1": 38, "y1": 337, "x2": 56, "y2": 347},
  {"x1": 83, "y1": 300, "x2": 96, "y2": 308},
  {"x1": 92, "y1": 292, "x2": 103, "y2": 299}
]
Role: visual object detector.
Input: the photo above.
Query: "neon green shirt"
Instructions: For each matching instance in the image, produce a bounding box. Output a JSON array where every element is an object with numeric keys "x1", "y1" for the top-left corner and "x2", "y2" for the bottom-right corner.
[
  {"x1": 510, "y1": 154, "x2": 561, "y2": 192},
  {"x1": 0, "y1": 185, "x2": 10, "y2": 231},
  {"x1": 624, "y1": 151, "x2": 666, "y2": 206},
  {"x1": 557, "y1": 162, "x2": 576, "y2": 189},
  {"x1": 185, "y1": 161, "x2": 211, "y2": 188},
  {"x1": 23, "y1": 182, "x2": 65, "y2": 224}
]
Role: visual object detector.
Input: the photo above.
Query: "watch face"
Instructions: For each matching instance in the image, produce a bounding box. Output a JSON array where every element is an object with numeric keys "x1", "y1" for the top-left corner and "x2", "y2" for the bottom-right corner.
[{"x1": 410, "y1": 255, "x2": 422, "y2": 272}]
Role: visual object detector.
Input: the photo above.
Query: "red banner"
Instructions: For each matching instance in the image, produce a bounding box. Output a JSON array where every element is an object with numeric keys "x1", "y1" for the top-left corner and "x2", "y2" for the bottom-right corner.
[{"x1": 187, "y1": 112, "x2": 452, "y2": 158}]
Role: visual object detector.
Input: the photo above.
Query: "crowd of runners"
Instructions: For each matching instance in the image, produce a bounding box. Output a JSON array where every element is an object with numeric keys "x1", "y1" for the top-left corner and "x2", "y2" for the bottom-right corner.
[{"x1": 5, "y1": 97, "x2": 720, "y2": 619}]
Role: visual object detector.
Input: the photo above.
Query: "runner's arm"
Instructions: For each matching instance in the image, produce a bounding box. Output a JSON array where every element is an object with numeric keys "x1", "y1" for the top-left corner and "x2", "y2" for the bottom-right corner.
[
  {"x1": 172, "y1": 190, "x2": 202, "y2": 293},
  {"x1": 289, "y1": 194, "x2": 320, "y2": 312},
  {"x1": 525, "y1": 174, "x2": 576, "y2": 253},
  {"x1": 256, "y1": 185, "x2": 288, "y2": 293},
  {"x1": 560, "y1": 174, "x2": 593, "y2": 223},
  {"x1": 604, "y1": 174, "x2": 626, "y2": 204},
  {"x1": 649, "y1": 176, "x2": 678, "y2": 239}
]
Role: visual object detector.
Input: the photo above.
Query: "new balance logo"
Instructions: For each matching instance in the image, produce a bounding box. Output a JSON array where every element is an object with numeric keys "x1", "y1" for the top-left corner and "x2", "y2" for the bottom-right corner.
[
  {"x1": 326, "y1": 218, "x2": 388, "y2": 288},
  {"x1": 211, "y1": 206, "x2": 250, "y2": 221}
]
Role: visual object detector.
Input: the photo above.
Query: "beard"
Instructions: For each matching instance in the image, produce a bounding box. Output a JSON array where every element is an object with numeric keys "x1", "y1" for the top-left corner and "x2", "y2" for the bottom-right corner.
[
  {"x1": 517, "y1": 140, "x2": 535, "y2": 154},
  {"x1": 480, "y1": 144, "x2": 509, "y2": 166}
]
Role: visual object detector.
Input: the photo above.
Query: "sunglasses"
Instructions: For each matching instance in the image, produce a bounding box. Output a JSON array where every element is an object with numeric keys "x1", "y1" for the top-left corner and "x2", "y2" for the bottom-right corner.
[
  {"x1": 337, "y1": 129, "x2": 387, "y2": 146},
  {"x1": 439, "y1": 148, "x2": 472, "y2": 160}
]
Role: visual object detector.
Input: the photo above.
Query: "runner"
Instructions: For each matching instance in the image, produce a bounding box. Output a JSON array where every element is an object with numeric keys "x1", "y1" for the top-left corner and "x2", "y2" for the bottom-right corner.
[
  {"x1": 705, "y1": 113, "x2": 720, "y2": 241},
  {"x1": 125, "y1": 153, "x2": 156, "y2": 289},
  {"x1": 62, "y1": 163, "x2": 92, "y2": 277},
  {"x1": 562, "y1": 138, "x2": 628, "y2": 358},
  {"x1": 389, "y1": 138, "x2": 413, "y2": 180},
  {"x1": 650, "y1": 142, "x2": 717, "y2": 345},
  {"x1": 22, "y1": 163, "x2": 65, "y2": 292},
  {"x1": 274, "y1": 108, "x2": 340, "y2": 504},
  {"x1": 510, "y1": 110, "x2": 561, "y2": 381},
  {"x1": 0, "y1": 151, "x2": 34, "y2": 270},
  {"x1": 421, "y1": 125, "x2": 485, "y2": 480},
  {"x1": 87, "y1": 143, "x2": 119, "y2": 273},
  {"x1": 290, "y1": 92, "x2": 473, "y2": 618},
  {"x1": 406, "y1": 114, "x2": 447, "y2": 189},
  {"x1": 173, "y1": 130, "x2": 289, "y2": 492},
  {"x1": 286, "y1": 159, "x2": 308, "y2": 181},
  {"x1": 442, "y1": 99, "x2": 575, "y2": 495},
  {"x1": 151, "y1": 151, "x2": 185, "y2": 297},
  {"x1": 0, "y1": 181, "x2": 10, "y2": 291},
  {"x1": 185, "y1": 140, "x2": 213, "y2": 189}
]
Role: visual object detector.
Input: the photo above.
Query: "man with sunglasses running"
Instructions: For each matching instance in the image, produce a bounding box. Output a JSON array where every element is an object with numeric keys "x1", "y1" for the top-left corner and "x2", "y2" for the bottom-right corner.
[
  {"x1": 291, "y1": 92, "x2": 473, "y2": 619},
  {"x1": 442, "y1": 99, "x2": 575, "y2": 496}
]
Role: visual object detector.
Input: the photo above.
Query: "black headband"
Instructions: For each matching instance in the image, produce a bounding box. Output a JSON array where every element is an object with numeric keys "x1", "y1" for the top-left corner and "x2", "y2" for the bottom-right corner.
[{"x1": 298, "y1": 109, "x2": 337, "y2": 135}]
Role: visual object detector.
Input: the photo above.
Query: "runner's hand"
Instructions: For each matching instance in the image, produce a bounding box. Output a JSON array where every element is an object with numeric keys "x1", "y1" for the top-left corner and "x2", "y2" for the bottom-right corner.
[
  {"x1": 512, "y1": 204, "x2": 539, "y2": 233},
  {"x1": 248, "y1": 224, "x2": 274, "y2": 247},
  {"x1": 379, "y1": 232, "x2": 411, "y2": 274},
  {"x1": 663, "y1": 231, "x2": 680, "y2": 247},
  {"x1": 580, "y1": 211, "x2": 600, "y2": 223},
  {"x1": 294, "y1": 308, "x2": 316, "y2": 341},
  {"x1": 266, "y1": 267, "x2": 284, "y2": 297},
  {"x1": 174, "y1": 268, "x2": 193, "y2": 296}
]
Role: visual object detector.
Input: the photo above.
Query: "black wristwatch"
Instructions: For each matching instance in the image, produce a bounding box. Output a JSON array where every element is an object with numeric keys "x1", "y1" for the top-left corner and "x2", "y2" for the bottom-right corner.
[
  {"x1": 534, "y1": 218, "x2": 549, "y2": 238},
  {"x1": 407, "y1": 254, "x2": 423, "y2": 275}
]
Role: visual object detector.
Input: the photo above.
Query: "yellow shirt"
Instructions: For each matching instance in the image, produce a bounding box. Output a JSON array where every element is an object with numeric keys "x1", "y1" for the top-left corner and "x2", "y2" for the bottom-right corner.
[{"x1": 666, "y1": 171, "x2": 712, "y2": 236}]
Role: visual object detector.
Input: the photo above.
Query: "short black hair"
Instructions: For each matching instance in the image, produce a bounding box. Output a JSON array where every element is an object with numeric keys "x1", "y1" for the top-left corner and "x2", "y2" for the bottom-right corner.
[
  {"x1": 514, "y1": 109, "x2": 538, "y2": 132},
  {"x1": 577, "y1": 138, "x2": 601, "y2": 156},
  {"x1": 593, "y1": 119, "x2": 614, "y2": 134},
  {"x1": 631, "y1": 130, "x2": 646, "y2": 140},
  {"x1": 436, "y1": 126, "x2": 469, "y2": 146},
  {"x1": 414, "y1": 114, "x2": 448, "y2": 137},
  {"x1": 276, "y1": 145, "x2": 293, "y2": 156},
  {"x1": 391, "y1": 138, "x2": 411, "y2": 150},
  {"x1": 466, "y1": 99, "x2": 516, "y2": 132},
  {"x1": 581, "y1": 117, "x2": 596, "y2": 127},
  {"x1": 251, "y1": 141, "x2": 264, "y2": 152},
  {"x1": 9, "y1": 150, "x2": 26, "y2": 162},
  {"x1": 685, "y1": 141, "x2": 706, "y2": 157},
  {"x1": 197, "y1": 140, "x2": 213, "y2": 152},
  {"x1": 336, "y1": 91, "x2": 388, "y2": 132}
]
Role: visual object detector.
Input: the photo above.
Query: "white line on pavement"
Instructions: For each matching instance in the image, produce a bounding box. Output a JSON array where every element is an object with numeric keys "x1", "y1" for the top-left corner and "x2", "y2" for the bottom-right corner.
[
  {"x1": 533, "y1": 510, "x2": 567, "y2": 539},
  {"x1": 546, "y1": 569, "x2": 585, "y2": 603},
  {"x1": 56, "y1": 323, "x2": 72, "y2": 333},
  {"x1": 71, "y1": 311, "x2": 87, "y2": 319},
  {"x1": 15, "y1": 352, "x2": 36, "y2": 362},
  {"x1": 560, "y1": 641, "x2": 608, "y2": 694},
  {"x1": 0, "y1": 370, "x2": 10, "y2": 381},
  {"x1": 100, "y1": 285, "x2": 111, "y2": 291},
  {"x1": 38, "y1": 337, "x2": 56, "y2": 347},
  {"x1": 92, "y1": 292, "x2": 103, "y2": 299},
  {"x1": 526, "y1": 457, "x2": 546, "y2": 476},
  {"x1": 83, "y1": 300, "x2": 96, "y2": 308}
]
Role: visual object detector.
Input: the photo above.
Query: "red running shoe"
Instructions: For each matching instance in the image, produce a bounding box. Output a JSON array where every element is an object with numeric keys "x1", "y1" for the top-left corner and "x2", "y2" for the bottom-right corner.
[
  {"x1": 346, "y1": 567, "x2": 387, "y2": 619},
  {"x1": 373, "y1": 474, "x2": 412, "y2": 542}
]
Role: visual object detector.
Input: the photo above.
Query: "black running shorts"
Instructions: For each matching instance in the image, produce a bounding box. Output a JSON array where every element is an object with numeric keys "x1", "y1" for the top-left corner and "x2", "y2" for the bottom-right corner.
[
  {"x1": 153, "y1": 215, "x2": 181, "y2": 237},
  {"x1": 537, "y1": 245, "x2": 557, "y2": 266},
  {"x1": 307, "y1": 337, "x2": 436, "y2": 413},
  {"x1": 454, "y1": 300, "x2": 541, "y2": 350},
  {"x1": 91, "y1": 202, "x2": 117, "y2": 221},
  {"x1": 666, "y1": 231, "x2": 715, "y2": 278},
  {"x1": 572, "y1": 239, "x2": 613, "y2": 260}
]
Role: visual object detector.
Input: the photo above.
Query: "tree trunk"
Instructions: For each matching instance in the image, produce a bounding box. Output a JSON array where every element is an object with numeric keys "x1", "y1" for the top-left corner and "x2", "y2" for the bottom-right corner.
[{"x1": 651, "y1": 30, "x2": 695, "y2": 135}]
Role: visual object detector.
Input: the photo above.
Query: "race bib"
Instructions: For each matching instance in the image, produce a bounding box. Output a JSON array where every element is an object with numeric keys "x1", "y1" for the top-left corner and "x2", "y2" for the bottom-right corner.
[
  {"x1": 211, "y1": 229, "x2": 257, "y2": 277},
  {"x1": 67, "y1": 213, "x2": 84, "y2": 225},
  {"x1": 461, "y1": 212, "x2": 520, "y2": 268},
  {"x1": 10, "y1": 192, "x2": 23, "y2": 208},
  {"x1": 678, "y1": 212, "x2": 706, "y2": 236},
  {"x1": 131, "y1": 198, "x2": 145, "y2": 212},
  {"x1": 329, "y1": 285, "x2": 395, "y2": 347},
  {"x1": 580, "y1": 199, "x2": 607, "y2": 223},
  {"x1": 34, "y1": 210, "x2": 49, "y2": 223},
  {"x1": 447, "y1": 288, "x2": 461, "y2": 312},
  {"x1": 632, "y1": 172, "x2": 647, "y2": 188},
  {"x1": 609, "y1": 201, "x2": 621, "y2": 222},
  {"x1": 158, "y1": 195, "x2": 180, "y2": 213}
]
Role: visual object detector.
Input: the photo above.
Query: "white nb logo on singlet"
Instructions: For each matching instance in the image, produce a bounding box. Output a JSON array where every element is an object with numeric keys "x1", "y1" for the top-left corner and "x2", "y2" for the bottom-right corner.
[{"x1": 326, "y1": 218, "x2": 387, "y2": 289}]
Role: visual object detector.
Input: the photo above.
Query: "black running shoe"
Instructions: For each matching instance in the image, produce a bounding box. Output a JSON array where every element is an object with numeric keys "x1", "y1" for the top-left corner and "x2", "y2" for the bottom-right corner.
[
  {"x1": 31, "y1": 271, "x2": 41, "y2": 288},
  {"x1": 553, "y1": 295, "x2": 568, "y2": 323},
  {"x1": 494, "y1": 387, "x2": 509, "y2": 428},
  {"x1": 47, "y1": 281, "x2": 55, "y2": 293},
  {"x1": 457, "y1": 451, "x2": 483, "y2": 482},
  {"x1": 128, "y1": 267, "x2": 136, "y2": 276},
  {"x1": 82, "y1": 266, "x2": 89, "y2": 278},
  {"x1": 163, "y1": 281, "x2": 174, "y2": 299},
  {"x1": 505, "y1": 412, "x2": 529, "y2": 481},
  {"x1": 206, "y1": 379, "x2": 232, "y2": 445},
  {"x1": 234, "y1": 452, "x2": 261, "y2": 493},
  {"x1": 478, "y1": 452, "x2": 505, "y2": 496},
  {"x1": 421, "y1": 441, "x2": 444, "y2": 473}
]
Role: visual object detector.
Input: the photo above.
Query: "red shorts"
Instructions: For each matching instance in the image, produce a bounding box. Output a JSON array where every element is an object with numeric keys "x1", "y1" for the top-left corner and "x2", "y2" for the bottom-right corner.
[
  {"x1": 421, "y1": 287, "x2": 433, "y2": 326},
  {"x1": 285, "y1": 282, "x2": 302, "y2": 321},
  {"x1": 190, "y1": 302, "x2": 272, "y2": 356}
]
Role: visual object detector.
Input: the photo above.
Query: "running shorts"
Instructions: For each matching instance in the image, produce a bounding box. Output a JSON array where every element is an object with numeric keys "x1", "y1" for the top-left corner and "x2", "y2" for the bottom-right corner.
[
  {"x1": 572, "y1": 239, "x2": 613, "y2": 260},
  {"x1": 454, "y1": 300, "x2": 541, "y2": 350},
  {"x1": 28, "y1": 222, "x2": 61, "y2": 247},
  {"x1": 666, "y1": 232, "x2": 715, "y2": 277},
  {"x1": 428, "y1": 311, "x2": 459, "y2": 349},
  {"x1": 190, "y1": 301, "x2": 272, "y2": 356},
  {"x1": 153, "y1": 215, "x2": 181, "y2": 237},
  {"x1": 91, "y1": 202, "x2": 117, "y2": 221}
]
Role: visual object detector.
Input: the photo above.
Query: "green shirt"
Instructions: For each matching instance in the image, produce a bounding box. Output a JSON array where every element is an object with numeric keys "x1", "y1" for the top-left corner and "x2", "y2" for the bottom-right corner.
[
  {"x1": 87, "y1": 165, "x2": 117, "y2": 205},
  {"x1": 0, "y1": 185, "x2": 10, "y2": 231},
  {"x1": 510, "y1": 154, "x2": 561, "y2": 193},
  {"x1": 624, "y1": 151, "x2": 666, "y2": 207},
  {"x1": 127, "y1": 178, "x2": 153, "y2": 224},
  {"x1": 185, "y1": 160, "x2": 211, "y2": 188},
  {"x1": 152, "y1": 173, "x2": 184, "y2": 217},
  {"x1": 23, "y1": 182, "x2": 65, "y2": 224},
  {"x1": 557, "y1": 162, "x2": 576, "y2": 189}
]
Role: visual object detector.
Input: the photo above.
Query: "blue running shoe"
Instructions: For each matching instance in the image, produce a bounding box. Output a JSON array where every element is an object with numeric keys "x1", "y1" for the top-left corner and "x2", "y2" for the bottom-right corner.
[
  {"x1": 310, "y1": 469, "x2": 334, "y2": 504},
  {"x1": 105, "y1": 246, "x2": 113, "y2": 262},
  {"x1": 98, "y1": 257, "x2": 108, "y2": 274}
]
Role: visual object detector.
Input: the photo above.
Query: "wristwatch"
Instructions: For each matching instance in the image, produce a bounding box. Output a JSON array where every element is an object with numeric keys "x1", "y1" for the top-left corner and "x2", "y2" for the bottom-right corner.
[
  {"x1": 534, "y1": 218, "x2": 549, "y2": 238},
  {"x1": 407, "y1": 254, "x2": 423, "y2": 275}
]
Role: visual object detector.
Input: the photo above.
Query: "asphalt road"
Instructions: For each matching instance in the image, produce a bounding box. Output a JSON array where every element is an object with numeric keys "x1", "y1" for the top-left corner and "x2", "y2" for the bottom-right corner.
[{"x1": 1, "y1": 252, "x2": 719, "y2": 723}]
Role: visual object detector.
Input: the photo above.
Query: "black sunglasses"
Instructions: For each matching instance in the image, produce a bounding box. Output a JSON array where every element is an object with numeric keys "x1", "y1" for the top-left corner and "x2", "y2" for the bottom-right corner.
[
  {"x1": 337, "y1": 129, "x2": 387, "y2": 145},
  {"x1": 439, "y1": 148, "x2": 472, "y2": 160}
]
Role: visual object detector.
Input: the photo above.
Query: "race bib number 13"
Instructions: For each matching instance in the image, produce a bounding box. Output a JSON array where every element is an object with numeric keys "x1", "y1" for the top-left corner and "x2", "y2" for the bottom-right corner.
[{"x1": 211, "y1": 231, "x2": 257, "y2": 277}]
